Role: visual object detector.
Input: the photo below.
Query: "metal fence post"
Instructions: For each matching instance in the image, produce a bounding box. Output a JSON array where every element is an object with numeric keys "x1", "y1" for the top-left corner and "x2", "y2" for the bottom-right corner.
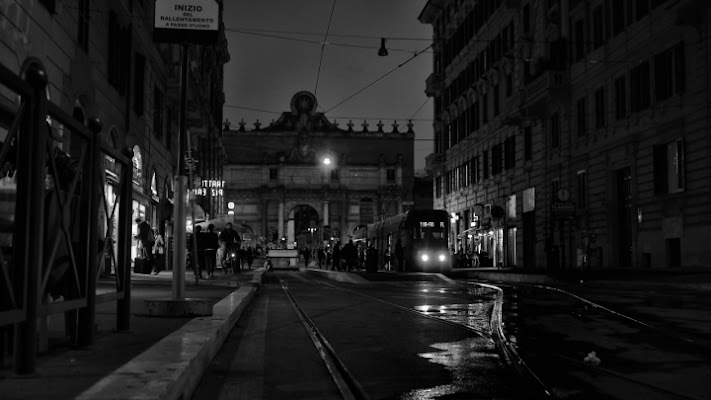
[
  {"x1": 13, "y1": 62, "x2": 48, "y2": 376},
  {"x1": 77, "y1": 118, "x2": 103, "y2": 347},
  {"x1": 116, "y1": 147, "x2": 133, "y2": 332}
]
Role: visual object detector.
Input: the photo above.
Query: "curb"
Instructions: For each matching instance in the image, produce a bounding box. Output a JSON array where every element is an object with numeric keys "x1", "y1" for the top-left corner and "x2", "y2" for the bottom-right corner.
[{"x1": 76, "y1": 269, "x2": 266, "y2": 400}]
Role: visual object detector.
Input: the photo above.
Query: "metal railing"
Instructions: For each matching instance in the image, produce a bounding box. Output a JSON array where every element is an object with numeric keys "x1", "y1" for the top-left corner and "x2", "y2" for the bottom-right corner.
[{"x1": 0, "y1": 58, "x2": 133, "y2": 375}]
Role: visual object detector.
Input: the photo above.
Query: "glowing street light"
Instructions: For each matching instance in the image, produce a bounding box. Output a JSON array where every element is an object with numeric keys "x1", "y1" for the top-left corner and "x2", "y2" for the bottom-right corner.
[{"x1": 322, "y1": 157, "x2": 331, "y2": 165}]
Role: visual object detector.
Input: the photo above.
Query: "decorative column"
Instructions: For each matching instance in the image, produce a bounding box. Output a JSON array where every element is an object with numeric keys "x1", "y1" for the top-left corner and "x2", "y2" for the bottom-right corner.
[{"x1": 322, "y1": 200, "x2": 329, "y2": 226}]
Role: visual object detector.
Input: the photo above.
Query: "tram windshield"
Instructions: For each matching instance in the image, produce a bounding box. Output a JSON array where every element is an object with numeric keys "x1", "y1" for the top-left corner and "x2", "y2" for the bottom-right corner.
[{"x1": 417, "y1": 221, "x2": 446, "y2": 240}]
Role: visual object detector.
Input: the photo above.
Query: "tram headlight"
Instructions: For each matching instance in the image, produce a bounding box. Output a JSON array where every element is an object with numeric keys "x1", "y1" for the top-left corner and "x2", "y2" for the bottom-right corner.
[
  {"x1": 438, "y1": 254, "x2": 446, "y2": 262},
  {"x1": 420, "y1": 254, "x2": 430, "y2": 262}
]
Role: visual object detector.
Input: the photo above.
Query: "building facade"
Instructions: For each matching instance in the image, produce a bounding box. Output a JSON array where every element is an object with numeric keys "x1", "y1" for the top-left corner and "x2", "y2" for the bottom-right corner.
[
  {"x1": 419, "y1": 0, "x2": 711, "y2": 269},
  {"x1": 0, "y1": 0, "x2": 229, "y2": 263},
  {"x1": 221, "y1": 91, "x2": 415, "y2": 249}
]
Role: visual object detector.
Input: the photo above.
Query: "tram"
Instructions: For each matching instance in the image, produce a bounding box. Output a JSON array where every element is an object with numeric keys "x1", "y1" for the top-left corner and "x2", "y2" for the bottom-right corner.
[{"x1": 352, "y1": 209, "x2": 451, "y2": 273}]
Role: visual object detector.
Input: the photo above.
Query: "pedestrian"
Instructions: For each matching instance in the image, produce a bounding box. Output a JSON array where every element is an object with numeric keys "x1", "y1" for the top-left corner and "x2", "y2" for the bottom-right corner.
[
  {"x1": 246, "y1": 245, "x2": 255, "y2": 269},
  {"x1": 151, "y1": 227, "x2": 165, "y2": 274},
  {"x1": 366, "y1": 244, "x2": 378, "y2": 273},
  {"x1": 194, "y1": 225, "x2": 205, "y2": 278},
  {"x1": 395, "y1": 238, "x2": 404, "y2": 272},
  {"x1": 342, "y1": 239, "x2": 357, "y2": 271},
  {"x1": 134, "y1": 218, "x2": 155, "y2": 272},
  {"x1": 317, "y1": 247, "x2": 325, "y2": 268},
  {"x1": 204, "y1": 224, "x2": 219, "y2": 277},
  {"x1": 303, "y1": 246, "x2": 312, "y2": 267},
  {"x1": 331, "y1": 241, "x2": 342, "y2": 271}
]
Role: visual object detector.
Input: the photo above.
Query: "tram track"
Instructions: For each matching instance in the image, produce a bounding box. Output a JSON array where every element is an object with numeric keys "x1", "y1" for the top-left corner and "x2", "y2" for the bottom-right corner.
[
  {"x1": 296, "y1": 272, "x2": 711, "y2": 399},
  {"x1": 283, "y1": 271, "x2": 553, "y2": 399},
  {"x1": 279, "y1": 278, "x2": 370, "y2": 400},
  {"x1": 493, "y1": 281, "x2": 711, "y2": 400}
]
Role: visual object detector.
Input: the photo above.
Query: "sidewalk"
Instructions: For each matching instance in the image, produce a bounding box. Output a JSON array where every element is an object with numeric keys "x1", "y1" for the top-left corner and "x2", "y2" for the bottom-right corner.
[{"x1": 0, "y1": 267, "x2": 266, "y2": 400}]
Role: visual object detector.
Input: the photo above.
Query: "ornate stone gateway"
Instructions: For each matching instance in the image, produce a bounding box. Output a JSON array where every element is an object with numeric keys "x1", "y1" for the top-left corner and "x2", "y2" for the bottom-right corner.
[{"x1": 222, "y1": 91, "x2": 416, "y2": 249}]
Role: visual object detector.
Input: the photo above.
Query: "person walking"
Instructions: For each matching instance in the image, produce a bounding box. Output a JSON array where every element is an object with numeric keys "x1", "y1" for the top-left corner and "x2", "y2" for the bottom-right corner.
[
  {"x1": 151, "y1": 227, "x2": 165, "y2": 274},
  {"x1": 331, "y1": 241, "x2": 342, "y2": 271},
  {"x1": 395, "y1": 238, "x2": 404, "y2": 272},
  {"x1": 203, "y1": 224, "x2": 219, "y2": 278},
  {"x1": 134, "y1": 218, "x2": 154, "y2": 273},
  {"x1": 194, "y1": 225, "x2": 205, "y2": 279},
  {"x1": 246, "y1": 245, "x2": 255, "y2": 269},
  {"x1": 317, "y1": 247, "x2": 325, "y2": 268},
  {"x1": 342, "y1": 239, "x2": 357, "y2": 271}
]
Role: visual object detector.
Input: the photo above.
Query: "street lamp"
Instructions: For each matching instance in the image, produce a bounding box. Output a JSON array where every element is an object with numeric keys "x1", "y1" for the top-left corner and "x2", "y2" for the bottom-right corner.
[{"x1": 322, "y1": 157, "x2": 331, "y2": 165}]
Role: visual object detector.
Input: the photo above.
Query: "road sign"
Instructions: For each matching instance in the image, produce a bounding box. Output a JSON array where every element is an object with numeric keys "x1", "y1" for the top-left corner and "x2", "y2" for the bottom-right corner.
[{"x1": 154, "y1": 0, "x2": 220, "y2": 44}]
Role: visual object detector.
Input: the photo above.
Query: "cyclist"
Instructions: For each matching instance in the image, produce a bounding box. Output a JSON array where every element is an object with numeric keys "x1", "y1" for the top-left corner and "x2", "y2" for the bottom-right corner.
[{"x1": 219, "y1": 222, "x2": 241, "y2": 273}]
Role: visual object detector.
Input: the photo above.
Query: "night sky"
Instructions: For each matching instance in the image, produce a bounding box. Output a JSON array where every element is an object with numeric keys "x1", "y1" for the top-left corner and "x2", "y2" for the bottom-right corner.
[{"x1": 221, "y1": 0, "x2": 434, "y2": 172}]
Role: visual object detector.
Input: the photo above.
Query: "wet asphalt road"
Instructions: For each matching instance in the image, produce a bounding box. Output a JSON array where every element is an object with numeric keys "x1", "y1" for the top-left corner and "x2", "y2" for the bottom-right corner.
[
  {"x1": 499, "y1": 284, "x2": 711, "y2": 400},
  {"x1": 193, "y1": 270, "x2": 525, "y2": 400}
]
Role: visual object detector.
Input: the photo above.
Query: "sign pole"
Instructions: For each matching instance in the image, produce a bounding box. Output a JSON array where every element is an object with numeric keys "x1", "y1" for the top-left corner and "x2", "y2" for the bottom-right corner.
[{"x1": 172, "y1": 43, "x2": 189, "y2": 300}]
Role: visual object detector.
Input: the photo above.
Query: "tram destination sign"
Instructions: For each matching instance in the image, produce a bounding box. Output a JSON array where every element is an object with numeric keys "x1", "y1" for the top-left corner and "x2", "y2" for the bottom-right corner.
[{"x1": 154, "y1": 0, "x2": 220, "y2": 44}]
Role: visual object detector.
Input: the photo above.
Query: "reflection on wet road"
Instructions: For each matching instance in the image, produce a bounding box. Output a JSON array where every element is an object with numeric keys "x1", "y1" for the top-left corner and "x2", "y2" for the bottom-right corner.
[{"x1": 400, "y1": 337, "x2": 503, "y2": 400}]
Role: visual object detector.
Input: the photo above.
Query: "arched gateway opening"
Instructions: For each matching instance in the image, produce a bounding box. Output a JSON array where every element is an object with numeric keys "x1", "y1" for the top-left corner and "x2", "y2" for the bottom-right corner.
[{"x1": 287, "y1": 205, "x2": 320, "y2": 250}]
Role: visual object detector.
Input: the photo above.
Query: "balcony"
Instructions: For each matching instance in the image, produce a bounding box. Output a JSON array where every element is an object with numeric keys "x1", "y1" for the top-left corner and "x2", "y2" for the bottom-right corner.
[{"x1": 425, "y1": 72, "x2": 443, "y2": 97}]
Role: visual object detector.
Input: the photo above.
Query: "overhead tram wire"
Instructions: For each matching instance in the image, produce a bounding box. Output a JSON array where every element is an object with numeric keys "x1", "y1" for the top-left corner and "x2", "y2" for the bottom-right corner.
[
  {"x1": 323, "y1": 43, "x2": 434, "y2": 115},
  {"x1": 315, "y1": 0, "x2": 338, "y2": 96}
]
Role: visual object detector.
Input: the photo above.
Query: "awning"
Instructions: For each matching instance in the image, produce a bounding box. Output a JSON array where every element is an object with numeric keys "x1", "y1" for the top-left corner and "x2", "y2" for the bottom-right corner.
[{"x1": 457, "y1": 228, "x2": 477, "y2": 239}]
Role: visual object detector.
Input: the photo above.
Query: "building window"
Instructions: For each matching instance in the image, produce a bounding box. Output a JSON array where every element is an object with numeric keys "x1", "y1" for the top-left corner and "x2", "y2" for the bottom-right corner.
[
  {"x1": 331, "y1": 169, "x2": 339, "y2": 182},
  {"x1": 614, "y1": 75, "x2": 627, "y2": 120},
  {"x1": 482, "y1": 93, "x2": 489, "y2": 124},
  {"x1": 551, "y1": 178, "x2": 560, "y2": 200},
  {"x1": 78, "y1": 0, "x2": 90, "y2": 52},
  {"x1": 108, "y1": 11, "x2": 130, "y2": 96},
  {"x1": 630, "y1": 61, "x2": 651, "y2": 113},
  {"x1": 483, "y1": 150, "x2": 489, "y2": 179},
  {"x1": 470, "y1": 101, "x2": 479, "y2": 131},
  {"x1": 470, "y1": 156, "x2": 480, "y2": 184},
  {"x1": 655, "y1": 42, "x2": 686, "y2": 103},
  {"x1": 133, "y1": 53, "x2": 145, "y2": 116},
  {"x1": 435, "y1": 176, "x2": 442, "y2": 198},
  {"x1": 493, "y1": 84, "x2": 500, "y2": 117},
  {"x1": 592, "y1": 5, "x2": 603, "y2": 49},
  {"x1": 492, "y1": 144, "x2": 503, "y2": 175},
  {"x1": 550, "y1": 112, "x2": 560, "y2": 148},
  {"x1": 166, "y1": 108, "x2": 173, "y2": 150},
  {"x1": 522, "y1": 3, "x2": 531, "y2": 34},
  {"x1": 505, "y1": 74, "x2": 512, "y2": 97},
  {"x1": 269, "y1": 168, "x2": 278, "y2": 181},
  {"x1": 524, "y1": 126, "x2": 532, "y2": 160},
  {"x1": 576, "y1": 97, "x2": 586, "y2": 136},
  {"x1": 153, "y1": 86, "x2": 164, "y2": 140},
  {"x1": 654, "y1": 139, "x2": 684, "y2": 194},
  {"x1": 594, "y1": 87, "x2": 605, "y2": 129},
  {"x1": 360, "y1": 198, "x2": 375, "y2": 224},
  {"x1": 574, "y1": 19, "x2": 585, "y2": 61},
  {"x1": 576, "y1": 170, "x2": 588, "y2": 208},
  {"x1": 386, "y1": 168, "x2": 396, "y2": 182},
  {"x1": 504, "y1": 137, "x2": 516, "y2": 170},
  {"x1": 612, "y1": 0, "x2": 626, "y2": 36}
]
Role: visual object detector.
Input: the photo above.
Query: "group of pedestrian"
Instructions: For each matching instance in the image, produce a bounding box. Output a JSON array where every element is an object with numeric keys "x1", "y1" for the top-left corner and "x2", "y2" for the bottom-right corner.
[
  {"x1": 134, "y1": 218, "x2": 166, "y2": 275},
  {"x1": 192, "y1": 223, "x2": 258, "y2": 277}
]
